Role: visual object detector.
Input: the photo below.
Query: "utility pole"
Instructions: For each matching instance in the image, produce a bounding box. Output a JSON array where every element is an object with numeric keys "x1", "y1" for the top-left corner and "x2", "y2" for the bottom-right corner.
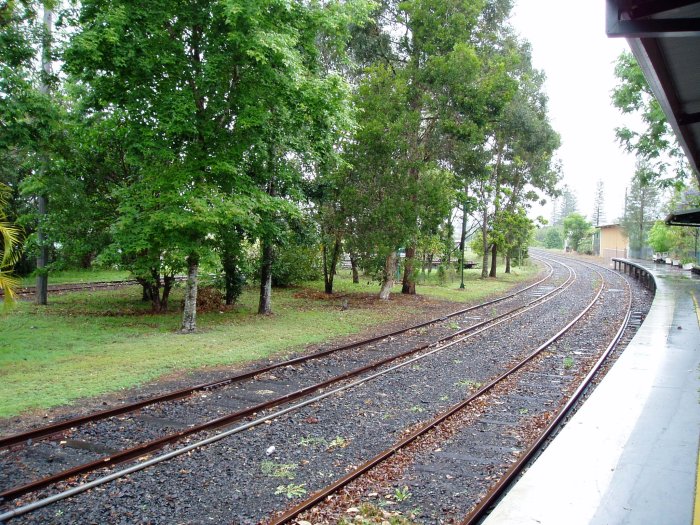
[{"x1": 36, "y1": 3, "x2": 53, "y2": 305}]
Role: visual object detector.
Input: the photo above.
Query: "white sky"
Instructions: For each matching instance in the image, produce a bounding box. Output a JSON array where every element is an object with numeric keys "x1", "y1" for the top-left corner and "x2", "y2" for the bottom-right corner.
[{"x1": 511, "y1": 0, "x2": 638, "y2": 224}]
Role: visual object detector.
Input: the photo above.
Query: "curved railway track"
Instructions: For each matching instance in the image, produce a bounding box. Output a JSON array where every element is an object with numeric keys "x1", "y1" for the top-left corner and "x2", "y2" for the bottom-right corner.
[
  {"x1": 0, "y1": 254, "x2": 645, "y2": 524},
  {"x1": 0, "y1": 257, "x2": 566, "y2": 509},
  {"x1": 1, "y1": 259, "x2": 557, "y2": 450},
  {"x1": 268, "y1": 256, "x2": 634, "y2": 524}
]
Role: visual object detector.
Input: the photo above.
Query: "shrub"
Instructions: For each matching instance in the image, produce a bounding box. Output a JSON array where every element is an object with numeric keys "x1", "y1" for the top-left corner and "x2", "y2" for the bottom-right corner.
[{"x1": 271, "y1": 244, "x2": 322, "y2": 287}]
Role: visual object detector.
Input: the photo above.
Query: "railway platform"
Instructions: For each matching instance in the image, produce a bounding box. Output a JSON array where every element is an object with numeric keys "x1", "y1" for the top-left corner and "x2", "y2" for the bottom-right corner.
[{"x1": 481, "y1": 259, "x2": 700, "y2": 525}]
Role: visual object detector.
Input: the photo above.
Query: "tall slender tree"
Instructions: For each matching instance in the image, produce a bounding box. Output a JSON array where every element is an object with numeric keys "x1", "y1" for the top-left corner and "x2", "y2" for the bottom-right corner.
[
  {"x1": 591, "y1": 180, "x2": 606, "y2": 226},
  {"x1": 621, "y1": 163, "x2": 660, "y2": 257}
]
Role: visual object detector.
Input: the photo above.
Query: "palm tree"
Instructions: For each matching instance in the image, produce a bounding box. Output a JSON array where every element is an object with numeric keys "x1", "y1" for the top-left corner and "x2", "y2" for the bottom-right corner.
[{"x1": 0, "y1": 183, "x2": 22, "y2": 308}]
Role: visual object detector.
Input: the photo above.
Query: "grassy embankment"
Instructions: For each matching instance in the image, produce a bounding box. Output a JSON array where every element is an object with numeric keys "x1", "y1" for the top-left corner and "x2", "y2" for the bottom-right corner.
[{"x1": 1, "y1": 263, "x2": 538, "y2": 419}]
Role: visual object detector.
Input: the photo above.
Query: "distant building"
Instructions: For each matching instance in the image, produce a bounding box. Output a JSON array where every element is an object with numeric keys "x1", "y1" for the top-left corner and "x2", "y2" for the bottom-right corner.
[{"x1": 599, "y1": 224, "x2": 628, "y2": 262}]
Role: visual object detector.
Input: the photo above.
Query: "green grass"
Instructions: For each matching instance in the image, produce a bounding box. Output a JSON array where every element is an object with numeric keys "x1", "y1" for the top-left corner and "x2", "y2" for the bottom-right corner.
[
  {"x1": 20, "y1": 269, "x2": 131, "y2": 286},
  {"x1": 1, "y1": 262, "x2": 538, "y2": 419},
  {"x1": 306, "y1": 262, "x2": 538, "y2": 303}
]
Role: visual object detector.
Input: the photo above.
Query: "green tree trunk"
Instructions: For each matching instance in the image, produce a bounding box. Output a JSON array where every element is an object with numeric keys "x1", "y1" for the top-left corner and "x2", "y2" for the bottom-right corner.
[{"x1": 481, "y1": 207, "x2": 489, "y2": 279}]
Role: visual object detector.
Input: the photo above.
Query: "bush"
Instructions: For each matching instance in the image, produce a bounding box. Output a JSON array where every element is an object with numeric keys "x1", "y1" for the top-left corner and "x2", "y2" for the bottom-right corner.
[{"x1": 271, "y1": 244, "x2": 322, "y2": 287}]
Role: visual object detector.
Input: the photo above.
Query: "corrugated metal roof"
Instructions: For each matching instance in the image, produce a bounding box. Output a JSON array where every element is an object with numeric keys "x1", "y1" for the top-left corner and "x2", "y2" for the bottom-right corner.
[{"x1": 606, "y1": 0, "x2": 700, "y2": 184}]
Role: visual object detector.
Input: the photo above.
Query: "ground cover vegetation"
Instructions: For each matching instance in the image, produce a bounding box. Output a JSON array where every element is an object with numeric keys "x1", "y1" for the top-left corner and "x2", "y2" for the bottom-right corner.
[
  {"x1": 0, "y1": 263, "x2": 536, "y2": 417},
  {"x1": 1, "y1": 0, "x2": 562, "y2": 335}
]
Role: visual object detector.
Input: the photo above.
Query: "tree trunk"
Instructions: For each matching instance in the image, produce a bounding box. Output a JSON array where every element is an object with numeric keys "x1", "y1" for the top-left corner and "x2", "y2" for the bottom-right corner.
[
  {"x1": 161, "y1": 275, "x2": 173, "y2": 311},
  {"x1": 181, "y1": 254, "x2": 199, "y2": 333},
  {"x1": 223, "y1": 260, "x2": 238, "y2": 306},
  {"x1": 138, "y1": 272, "x2": 173, "y2": 313},
  {"x1": 401, "y1": 245, "x2": 416, "y2": 294},
  {"x1": 35, "y1": 195, "x2": 49, "y2": 305},
  {"x1": 222, "y1": 234, "x2": 242, "y2": 306},
  {"x1": 489, "y1": 243, "x2": 497, "y2": 278},
  {"x1": 141, "y1": 283, "x2": 152, "y2": 302},
  {"x1": 379, "y1": 252, "x2": 397, "y2": 300},
  {"x1": 350, "y1": 253, "x2": 359, "y2": 284},
  {"x1": 258, "y1": 237, "x2": 273, "y2": 314},
  {"x1": 35, "y1": 6, "x2": 53, "y2": 306},
  {"x1": 427, "y1": 253, "x2": 433, "y2": 274},
  {"x1": 481, "y1": 211, "x2": 489, "y2": 279},
  {"x1": 323, "y1": 235, "x2": 342, "y2": 294},
  {"x1": 505, "y1": 253, "x2": 511, "y2": 274}
]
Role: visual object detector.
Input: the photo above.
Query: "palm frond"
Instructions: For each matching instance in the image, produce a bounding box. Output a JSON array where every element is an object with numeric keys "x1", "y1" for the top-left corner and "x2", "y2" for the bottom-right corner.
[
  {"x1": 0, "y1": 221, "x2": 22, "y2": 268},
  {"x1": 0, "y1": 271, "x2": 20, "y2": 310}
]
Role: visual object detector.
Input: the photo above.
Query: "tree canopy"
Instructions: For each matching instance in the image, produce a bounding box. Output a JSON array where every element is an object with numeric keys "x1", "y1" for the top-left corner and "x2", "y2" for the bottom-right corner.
[{"x1": 1, "y1": 0, "x2": 562, "y2": 329}]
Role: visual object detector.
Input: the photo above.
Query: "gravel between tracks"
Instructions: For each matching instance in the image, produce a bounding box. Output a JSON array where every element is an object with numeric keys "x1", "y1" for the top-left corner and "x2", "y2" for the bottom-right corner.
[{"x1": 1, "y1": 256, "x2": 651, "y2": 524}]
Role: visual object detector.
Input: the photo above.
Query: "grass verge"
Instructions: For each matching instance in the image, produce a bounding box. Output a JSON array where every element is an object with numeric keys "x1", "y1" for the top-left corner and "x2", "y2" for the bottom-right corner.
[{"x1": 1, "y1": 262, "x2": 538, "y2": 419}]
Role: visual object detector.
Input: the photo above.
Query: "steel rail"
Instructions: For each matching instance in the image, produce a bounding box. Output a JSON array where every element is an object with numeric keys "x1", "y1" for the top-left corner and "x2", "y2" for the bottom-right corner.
[
  {"x1": 459, "y1": 262, "x2": 634, "y2": 524},
  {"x1": 0, "y1": 257, "x2": 575, "y2": 521},
  {"x1": 5, "y1": 276, "x2": 193, "y2": 297},
  {"x1": 0, "y1": 257, "x2": 576, "y2": 516},
  {"x1": 0, "y1": 259, "x2": 555, "y2": 449},
  {"x1": 267, "y1": 260, "x2": 612, "y2": 525},
  {"x1": 459, "y1": 308, "x2": 633, "y2": 524},
  {"x1": 0, "y1": 258, "x2": 569, "y2": 503}
]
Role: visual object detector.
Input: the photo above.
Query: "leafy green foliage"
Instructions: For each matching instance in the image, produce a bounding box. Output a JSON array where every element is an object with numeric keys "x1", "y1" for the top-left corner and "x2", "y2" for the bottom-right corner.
[
  {"x1": 563, "y1": 213, "x2": 592, "y2": 252},
  {"x1": 261, "y1": 461, "x2": 297, "y2": 480},
  {"x1": 274, "y1": 483, "x2": 306, "y2": 499},
  {"x1": 620, "y1": 163, "x2": 660, "y2": 255},
  {"x1": 647, "y1": 221, "x2": 673, "y2": 254},
  {"x1": 612, "y1": 51, "x2": 695, "y2": 185},
  {"x1": 542, "y1": 227, "x2": 564, "y2": 249}
]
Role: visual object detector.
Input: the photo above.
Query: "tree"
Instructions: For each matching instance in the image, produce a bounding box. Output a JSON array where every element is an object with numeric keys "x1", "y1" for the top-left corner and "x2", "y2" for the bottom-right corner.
[
  {"x1": 0, "y1": 1, "x2": 64, "y2": 303},
  {"x1": 542, "y1": 227, "x2": 564, "y2": 249},
  {"x1": 469, "y1": 37, "x2": 559, "y2": 278},
  {"x1": 621, "y1": 163, "x2": 660, "y2": 258},
  {"x1": 563, "y1": 213, "x2": 591, "y2": 252},
  {"x1": 64, "y1": 0, "x2": 369, "y2": 327},
  {"x1": 554, "y1": 185, "x2": 577, "y2": 226},
  {"x1": 647, "y1": 221, "x2": 673, "y2": 254},
  {"x1": 612, "y1": 51, "x2": 696, "y2": 186},
  {"x1": 591, "y1": 180, "x2": 605, "y2": 226},
  {"x1": 341, "y1": 0, "x2": 495, "y2": 297}
]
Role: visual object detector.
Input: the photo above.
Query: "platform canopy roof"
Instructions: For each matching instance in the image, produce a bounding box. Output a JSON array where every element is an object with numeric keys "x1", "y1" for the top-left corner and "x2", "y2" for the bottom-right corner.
[
  {"x1": 665, "y1": 207, "x2": 700, "y2": 227},
  {"x1": 606, "y1": 0, "x2": 700, "y2": 226}
]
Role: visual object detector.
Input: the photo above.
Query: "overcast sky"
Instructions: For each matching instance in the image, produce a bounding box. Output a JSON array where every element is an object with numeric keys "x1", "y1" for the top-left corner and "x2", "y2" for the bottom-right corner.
[{"x1": 511, "y1": 1, "x2": 638, "y2": 224}]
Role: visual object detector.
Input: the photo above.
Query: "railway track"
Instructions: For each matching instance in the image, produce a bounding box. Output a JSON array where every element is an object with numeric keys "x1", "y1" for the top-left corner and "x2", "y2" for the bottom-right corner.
[
  {"x1": 6, "y1": 280, "x2": 140, "y2": 298},
  {"x1": 0, "y1": 257, "x2": 566, "y2": 509},
  {"x1": 5, "y1": 276, "x2": 191, "y2": 298},
  {"x1": 277, "y1": 255, "x2": 642, "y2": 524},
  {"x1": 0, "y1": 254, "x2": 644, "y2": 523}
]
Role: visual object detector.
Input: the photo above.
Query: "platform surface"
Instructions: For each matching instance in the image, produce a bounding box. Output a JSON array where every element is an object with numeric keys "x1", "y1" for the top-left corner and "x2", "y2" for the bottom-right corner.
[{"x1": 481, "y1": 260, "x2": 700, "y2": 525}]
